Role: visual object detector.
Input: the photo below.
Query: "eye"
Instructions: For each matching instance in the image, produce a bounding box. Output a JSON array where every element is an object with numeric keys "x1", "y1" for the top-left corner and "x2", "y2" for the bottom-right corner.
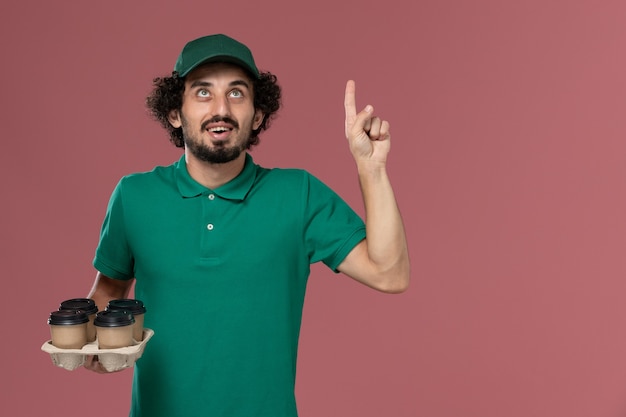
[
  {"x1": 197, "y1": 89, "x2": 210, "y2": 98},
  {"x1": 229, "y1": 89, "x2": 243, "y2": 98}
]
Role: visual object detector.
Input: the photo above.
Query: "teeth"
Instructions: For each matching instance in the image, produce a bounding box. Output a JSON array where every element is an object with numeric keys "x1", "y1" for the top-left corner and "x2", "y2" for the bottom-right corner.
[{"x1": 208, "y1": 127, "x2": 230, "y2": 133}]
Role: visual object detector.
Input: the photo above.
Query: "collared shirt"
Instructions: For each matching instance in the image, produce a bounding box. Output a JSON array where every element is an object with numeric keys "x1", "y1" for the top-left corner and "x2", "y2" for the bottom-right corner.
[{"x1": 94, "y1": 153, "x2": 366, "y2": 417}]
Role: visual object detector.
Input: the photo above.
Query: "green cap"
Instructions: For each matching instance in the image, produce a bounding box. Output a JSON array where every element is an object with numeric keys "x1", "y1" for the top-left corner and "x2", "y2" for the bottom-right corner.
[{"x1": 174, "y1": 34, "x2": 259, "y2": 78}]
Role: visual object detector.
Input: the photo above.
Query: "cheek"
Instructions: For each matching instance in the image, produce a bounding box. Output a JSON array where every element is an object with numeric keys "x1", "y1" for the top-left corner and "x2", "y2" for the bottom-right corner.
[{"x1": 179, "y1": 106, "x2": 204, "y2": 127}]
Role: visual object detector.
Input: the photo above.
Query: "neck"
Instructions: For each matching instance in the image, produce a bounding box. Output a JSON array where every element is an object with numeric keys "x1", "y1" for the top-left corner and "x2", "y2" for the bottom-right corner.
[{"x1": 184, "y1": 149, "x2": 247, "y2": 189}]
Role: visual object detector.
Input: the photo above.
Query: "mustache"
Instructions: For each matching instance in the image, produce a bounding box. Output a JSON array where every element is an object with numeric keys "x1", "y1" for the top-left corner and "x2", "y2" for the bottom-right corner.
[{"x1": 201, "y1": 117, "x2": 239, "y2": 130}]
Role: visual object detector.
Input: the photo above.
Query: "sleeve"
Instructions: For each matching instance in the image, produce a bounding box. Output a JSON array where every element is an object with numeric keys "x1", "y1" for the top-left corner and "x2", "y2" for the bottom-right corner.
[
  {"x1": 92, "y1": 178, "x2": 135, "y2": 280},
  {"x1": 301, "y1": 172, "x2": 366, "y2": 272}
]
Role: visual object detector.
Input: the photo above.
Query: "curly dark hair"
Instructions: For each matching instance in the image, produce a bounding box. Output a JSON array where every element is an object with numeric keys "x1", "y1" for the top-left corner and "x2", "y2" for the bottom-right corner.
[{"x1": 146, "y1": 70, "x2": 282, "y2": 148}]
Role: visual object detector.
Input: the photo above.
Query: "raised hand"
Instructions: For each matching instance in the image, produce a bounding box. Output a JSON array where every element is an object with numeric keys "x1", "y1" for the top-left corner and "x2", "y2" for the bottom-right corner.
[{"x1": 344, "y1": 80, "x2": 391, "y2": 165}]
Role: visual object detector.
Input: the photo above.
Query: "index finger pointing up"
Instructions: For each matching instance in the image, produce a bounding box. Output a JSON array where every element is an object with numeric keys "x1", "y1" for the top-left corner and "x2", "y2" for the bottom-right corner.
[{"x1": 344, "y1": 80, "x2": 357, "y2": 119}]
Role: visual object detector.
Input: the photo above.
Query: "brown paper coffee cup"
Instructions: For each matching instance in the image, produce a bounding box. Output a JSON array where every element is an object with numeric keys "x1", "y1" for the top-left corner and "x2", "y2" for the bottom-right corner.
[
  {"x1": 48, "y1": 310, "x2": 89, "y2": 349},
  {"x1": 94, "y1": 311, "x2": 135, "y2": 349},
  {"x1": 106, "y1": 299, "x2": 146, "y2": 342},
  {"x1": 59, "y1": 298, "x2": 99, "y2": 342}
]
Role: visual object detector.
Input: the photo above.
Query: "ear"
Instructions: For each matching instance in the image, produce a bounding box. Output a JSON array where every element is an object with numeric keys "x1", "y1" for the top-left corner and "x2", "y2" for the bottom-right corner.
[
  {"x1": 252, "y1": 109, "x2": 265, "y2": 130},
  {"x1": 168, "y1": 109, "x2": 182, "y2": 128}
]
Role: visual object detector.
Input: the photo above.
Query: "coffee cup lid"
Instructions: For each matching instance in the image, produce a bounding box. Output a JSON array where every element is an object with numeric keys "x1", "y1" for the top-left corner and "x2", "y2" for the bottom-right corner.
[
  {"x1": 94, "y1": 310, "x2": 135, "y2": 328},
  {"x1": 106, "y1": 299, "x2": 146, "y2": 315},
  {"x1": 48, "y1": 310, "x2": 89, "y2": 325},
  {"x1": 59, "y1": 298, "x2": 98, "y2": 315}
]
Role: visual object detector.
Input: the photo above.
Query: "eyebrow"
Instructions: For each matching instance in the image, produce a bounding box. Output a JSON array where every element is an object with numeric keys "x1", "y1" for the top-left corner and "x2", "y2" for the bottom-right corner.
[{"x1": 189, "y1": 79, "x2": 251, "y2": 89}]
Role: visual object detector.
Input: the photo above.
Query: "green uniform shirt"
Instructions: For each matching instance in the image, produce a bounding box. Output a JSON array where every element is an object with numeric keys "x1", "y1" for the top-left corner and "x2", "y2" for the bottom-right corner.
[{"x1": 94, "y1": 153, "x2": 366, "y2": 417}]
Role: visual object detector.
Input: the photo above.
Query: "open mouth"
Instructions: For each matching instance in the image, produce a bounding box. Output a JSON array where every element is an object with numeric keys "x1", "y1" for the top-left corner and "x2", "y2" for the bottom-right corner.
[
  {"x1": 206, "y1": 125, "x2": 234, "y2": 140},
  {"x1": 207, "y1": 126, "x2": 232, "y2": 133}
]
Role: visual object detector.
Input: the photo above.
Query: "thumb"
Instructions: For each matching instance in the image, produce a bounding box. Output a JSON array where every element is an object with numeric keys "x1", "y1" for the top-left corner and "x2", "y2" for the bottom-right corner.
[{"x1": 348, "y1": 105, "x2": 374, "y2": 136}]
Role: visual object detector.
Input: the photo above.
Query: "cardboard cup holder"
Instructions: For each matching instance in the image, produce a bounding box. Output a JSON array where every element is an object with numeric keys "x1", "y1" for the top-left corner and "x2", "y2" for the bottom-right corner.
[{"x1": 41, "y1": 328, "x2": 154, "y2": 371}]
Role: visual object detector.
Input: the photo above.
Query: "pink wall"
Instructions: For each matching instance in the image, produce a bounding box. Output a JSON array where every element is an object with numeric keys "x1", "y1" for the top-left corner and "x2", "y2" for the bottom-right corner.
[{"x1": 2, "y1": 0, "x2": 626, "y2": 416}]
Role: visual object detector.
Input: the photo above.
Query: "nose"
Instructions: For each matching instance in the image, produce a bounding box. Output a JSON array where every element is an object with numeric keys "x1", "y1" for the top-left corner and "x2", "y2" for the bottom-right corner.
[{"x1": 211, "y1": 94, "x2": 231, "y2": 117}]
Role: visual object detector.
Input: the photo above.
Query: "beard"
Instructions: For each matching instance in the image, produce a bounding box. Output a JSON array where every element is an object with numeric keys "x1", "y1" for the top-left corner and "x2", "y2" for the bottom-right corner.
[
  {"x1": 185, "y1": 137, "x2": 246, "y2": 164},
  {"x1": 182, "y1": 116, "x2": 254, "y2": 164}
]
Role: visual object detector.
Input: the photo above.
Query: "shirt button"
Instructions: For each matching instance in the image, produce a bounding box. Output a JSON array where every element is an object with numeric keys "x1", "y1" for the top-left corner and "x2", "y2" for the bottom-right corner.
[
  {"x1": 207, "y1": 224, "x2": 214, "y2": 231},
  {"x1": 208, "y1": 194, "x2": 215, "y2": 200}
]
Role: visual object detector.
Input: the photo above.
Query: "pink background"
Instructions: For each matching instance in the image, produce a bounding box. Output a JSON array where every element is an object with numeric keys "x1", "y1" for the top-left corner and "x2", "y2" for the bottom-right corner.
[{"x1": 2, "y1": 0, "x2": 626, "y2": 416}]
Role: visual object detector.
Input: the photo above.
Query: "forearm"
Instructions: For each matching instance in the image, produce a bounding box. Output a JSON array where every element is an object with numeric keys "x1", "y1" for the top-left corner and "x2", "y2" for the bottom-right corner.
[
  {"x1": 83, "y1": 272, "x2": 133, "y2": 374},
  {"x1": 357, "y1": 161, "x2": 410, "y2": 288},
  {"x1": 87, "y1": 272, "x2": 133, "y2": 312},
  {"x1": 342, "y1": 79, "x2": 409, "y2": 292}
]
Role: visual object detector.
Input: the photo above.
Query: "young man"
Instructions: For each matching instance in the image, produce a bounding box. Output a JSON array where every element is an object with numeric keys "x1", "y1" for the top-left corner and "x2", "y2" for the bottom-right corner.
[{"x1": 85, "y1": 34, "x2": 409, "y2": 417}]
